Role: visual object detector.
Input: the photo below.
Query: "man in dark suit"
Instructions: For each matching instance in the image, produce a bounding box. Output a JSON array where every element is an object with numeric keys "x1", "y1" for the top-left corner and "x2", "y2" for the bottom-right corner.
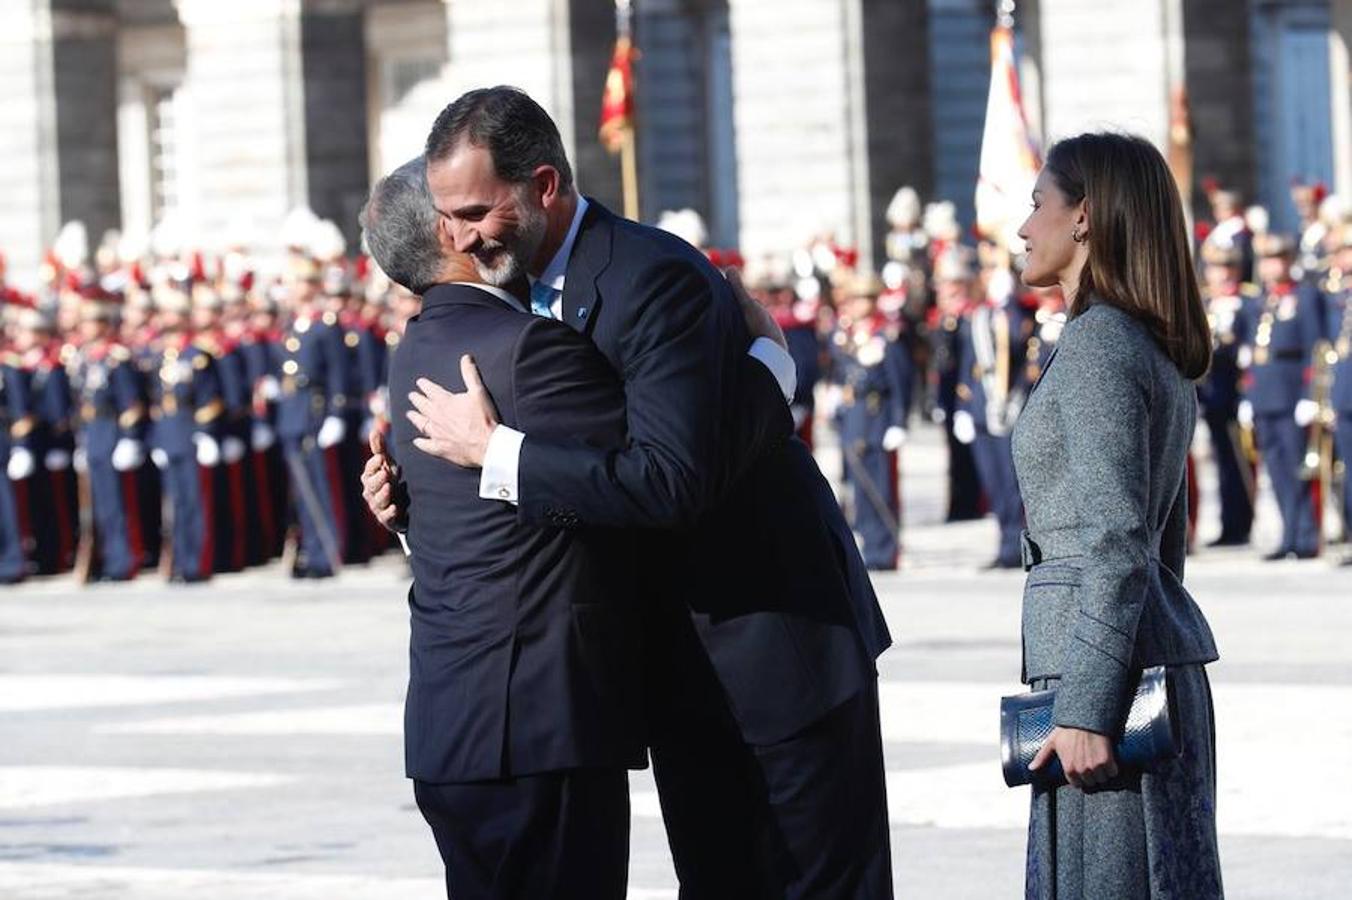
[
  {"x1": 362, "y1": 157, "x2": 645, "y2": 899},
  {"x1": 369, "y1": 87, "x2": 893, "y2": 899}
]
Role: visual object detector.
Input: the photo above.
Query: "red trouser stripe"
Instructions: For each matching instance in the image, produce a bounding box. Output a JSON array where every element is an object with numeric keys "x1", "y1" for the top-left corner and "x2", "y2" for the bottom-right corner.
[{"x1": 197, "y1": 465, "x2": 215, "y2": 578}]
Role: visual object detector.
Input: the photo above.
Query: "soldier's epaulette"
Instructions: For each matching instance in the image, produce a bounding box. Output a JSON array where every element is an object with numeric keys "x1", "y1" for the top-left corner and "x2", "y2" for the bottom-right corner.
[
  {"x1": 192, "y1": 352, "x2": 210, "y2": 371},
  {"x1": 0, "y1": 351, "x2": 19, "y2": 367},
  {"x1": 60, "y1": 344, "x2": 78, "y2": 366},
  {"x1": 1240, "y1": 283, "x2": 1261, "y2": 299},
  {"x1": 193, "y1": 336, "x2": 221, "y2": 357},
  {"x1": 322, "y1": 310, "x2": 339, "y2": 327},
  {"x1": 110, "y1": 344, "x2": 132, "y2": 363},
  {"x1": 344, "y1": 330, "x2": 360, "y2": 349},
  {"x1": 384, "y1": 331, "x2": 400, "y2": 349},
  {"x1": 194, "y1": 398, "x2": 224, "y2": 424}
]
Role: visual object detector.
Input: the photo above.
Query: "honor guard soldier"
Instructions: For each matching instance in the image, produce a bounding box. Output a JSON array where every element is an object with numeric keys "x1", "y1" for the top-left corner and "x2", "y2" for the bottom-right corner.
[
  {"x1": 1203, "y1": 188, "x2": 1255, "y2": 284},
  {"x1": 5, "y1": 307, "x2": 78, "y2": 574},
  {"x1": 830, "y1": 272, "x2": 913, "y2": 570},
  {"x1": 750, "y1": 257, "x2": 821, "y2": 449},
  {"x1": 69, "y1": 286, "x2": 148, "y2": 580},
  {"x1": 238, "y1": 286, "x2": 288, "y2": 561},
  {"x1": 276, "y1": 263, "x2": 347, "y2": 578},
  {"x1": 191, "y1": 284, "x2": 250, "y2": 573},
  {"x1": 928, "y1": 246, "x2": 983, "y2": 521},
  {"x1": 1320, "y1": 227, "x2": 1352, "y2": 564},
  {"x1": 0, "y1": 294, "x2": 26, "y2": 582},
  {"x1": 953, "y1": 247, "x2": 1032, "y2": 569},
  {"x1": 148, "y1": 285, "x2": 224, "y2": 583},
  {"x1": 323, "y1": 264, "x2": 375, "y2": 565},
  {"x1": 1241, "y1": 234, "x2": 1323, "y2": 560},
  {"x1": 1198, "y1": 242, "x2": 1257, "y2": 546}
]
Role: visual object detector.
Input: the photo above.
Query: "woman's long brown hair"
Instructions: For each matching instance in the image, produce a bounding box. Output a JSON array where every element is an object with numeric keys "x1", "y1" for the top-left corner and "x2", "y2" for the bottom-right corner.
[{"x1": 1044, "y1": 133, "x2": 1212, "y2": 379}]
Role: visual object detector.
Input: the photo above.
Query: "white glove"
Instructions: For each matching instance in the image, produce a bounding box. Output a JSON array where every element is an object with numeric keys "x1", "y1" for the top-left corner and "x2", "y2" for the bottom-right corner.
[
  {"x1": 221, "y1": 435, "x2": 246, "y2": 464},
  {"x1": 194, "y1": 432, "x2": 221, "y2": 467},
  {"x1": 44, "y1": 449, "x2": 72, "y2": 471},
  {"x1": 112, "y1": 437, "x2": 145, "y2": 472},
  {"x1": 953, "y1": 410, "x2": 977, "y2": 445},
  {"x1": 1294, "y1": 398, "x2": 1320, "y2": 427},
  {"x1": 73, "y1": 447, "x2": 88, "y2": 474},
  {"x1": 316, "y1": 415, "x2": 346, "y2": 449},
  {"x1": 1237, "y1": 400, "x2": 1254, "y2": 428},
  {"x1": 251, "y1": 421, "x2": 276, "y2": 452},
  {"x1": 258, "y1": 375, "x2": 281, "y2": 401},
  {"x1": 150, "y1": 448, "x2": 170, "y2": 470},
  {"x1": 882, "y1": 426, "x2": 908, "y2": 452},
  {"x1": 7, "y1": 447, "x2": 36, "y2": 480},
  {"x1": 820, "y1": 385, "x2": 844, "y2": 419}
]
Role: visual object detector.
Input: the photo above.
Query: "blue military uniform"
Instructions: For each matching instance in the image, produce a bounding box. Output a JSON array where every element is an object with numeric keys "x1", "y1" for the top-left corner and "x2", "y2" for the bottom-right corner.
[
  {"x1": 1243, "y1": 278, "x2": 1322, "y2": 558},
  {"x1": 69, "y1": 339, "x2": 146, "y2": 579},
  {"x1": 6, "y1": 342, "x2": 78, "y2": 574},
  {"x1": 1199, "y1": 281, "x2": 1257, "y2": 544},
  {"x1": 1320, "y1": 269, "x2": 1352, "y2": 544},
  {"x1": 149, "y1": 333, "x2": 224, "y2": 582},
  {"x1": 195, "y1": 330, "x2": 250, "y2": 573},
  {"x1": 237, "y1": 323, "x2": 288, "y2": 561},
  {"x1": 955, "y1": 297, "x2": 1031, "y2": 568},
  {"x1": 335, "y1": 309, "x2": 379, "y2": 564},
  {"x1": 276, "y1": 310, "x2": 347, "y2": 577},
  {"x1": 831, "y1": 311, "x2": 913, "y2": 569},
  {"x1": 0, "y1": 358, "x2": 25, "y2": 581}
]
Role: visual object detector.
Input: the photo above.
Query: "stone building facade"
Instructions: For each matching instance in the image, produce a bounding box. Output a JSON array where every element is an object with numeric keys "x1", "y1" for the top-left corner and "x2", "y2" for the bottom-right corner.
[{"x1": 1, "y1": 0, "x2": 1350, "y2": 286}]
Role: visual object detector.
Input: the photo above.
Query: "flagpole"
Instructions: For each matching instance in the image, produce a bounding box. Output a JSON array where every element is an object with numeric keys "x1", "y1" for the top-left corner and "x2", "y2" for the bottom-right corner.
[{"x1": 621, "y1": 128, "x2": 640, "y2": 221}]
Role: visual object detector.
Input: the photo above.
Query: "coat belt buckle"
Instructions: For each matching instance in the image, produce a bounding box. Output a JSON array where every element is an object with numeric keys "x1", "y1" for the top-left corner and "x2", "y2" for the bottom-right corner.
[{"x1": 1019, "y1": 530, "x2": 1042, "y2": 571}]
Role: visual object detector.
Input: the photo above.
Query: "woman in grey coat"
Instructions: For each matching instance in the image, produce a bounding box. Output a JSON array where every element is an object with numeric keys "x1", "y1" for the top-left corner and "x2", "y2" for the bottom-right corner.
[{"x1": 1011, "y1": 132, "x2": 1224, "y2": 899}]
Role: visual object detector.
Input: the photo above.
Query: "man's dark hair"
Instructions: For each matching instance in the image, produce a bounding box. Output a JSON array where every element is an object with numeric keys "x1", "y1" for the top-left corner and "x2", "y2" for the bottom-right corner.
[
  {"x1": 359, "y1": 156, "x2": 442, "y2": 295},
  {"x1": 424, "y1": 86, "x2": 574, "y2": 192}
]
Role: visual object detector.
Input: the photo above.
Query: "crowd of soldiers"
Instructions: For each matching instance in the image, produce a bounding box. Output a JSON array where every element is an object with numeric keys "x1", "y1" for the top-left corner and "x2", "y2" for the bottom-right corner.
[
  {"x1": 0, "y1": 214, "x2": 422, "y2": 584},
  {"x1": 4, "y1": 178, "x2": 1351, "y2": 586},
  {"x1": 727, "y1": 178, "x2": 1352, "y2": 571}
]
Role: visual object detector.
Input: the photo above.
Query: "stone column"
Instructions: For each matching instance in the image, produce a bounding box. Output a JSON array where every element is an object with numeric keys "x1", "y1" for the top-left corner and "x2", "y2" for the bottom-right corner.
[
  {"x1": 441, "y1": 0, "x2": 622, "y2": 213},
  {"x1": 1036, "y1": 0, "x2": 1172, "y2": 149},
  {"x1": 1332, "y1": 0, "x2": 1352, "y2": 198},
  {"x1": 174, "y1": 0, "x2": 309, "y2": 248},
  {"x1": 0, "y1": 0, "x2": 119, "y2": 285},
  {"x1": 175, "y1": 0, "x2": 370, "y2": 252},
  {"x1": 728, "y1": 0, "x2": 931, "y2": 270}
]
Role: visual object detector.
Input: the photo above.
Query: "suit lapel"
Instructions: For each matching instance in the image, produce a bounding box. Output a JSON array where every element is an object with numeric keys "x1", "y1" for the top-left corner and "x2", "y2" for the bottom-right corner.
[{"x1": 560, "y1": 199, "x2": 614, "y2": 337}]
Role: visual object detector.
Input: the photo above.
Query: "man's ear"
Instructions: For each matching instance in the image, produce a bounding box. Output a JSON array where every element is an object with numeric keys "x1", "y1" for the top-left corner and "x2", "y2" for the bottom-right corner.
[
  {"x1": 434, "y1": 215, "x2": 457, "y2": 253},
  {"x1": 533, "y1": 165, "x2": 562, "y2": 209}
]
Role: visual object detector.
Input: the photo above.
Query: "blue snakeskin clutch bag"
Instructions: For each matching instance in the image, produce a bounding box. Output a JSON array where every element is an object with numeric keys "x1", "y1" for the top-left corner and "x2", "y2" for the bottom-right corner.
[{"x1": 1000, "y1": 666, "x2": 1181, "y2": 788}]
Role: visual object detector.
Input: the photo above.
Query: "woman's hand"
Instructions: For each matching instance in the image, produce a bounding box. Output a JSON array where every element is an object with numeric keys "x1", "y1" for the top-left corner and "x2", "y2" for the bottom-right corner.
[{"x1": 1029, "y1": 726, "x2": 1118, "y2": 790}]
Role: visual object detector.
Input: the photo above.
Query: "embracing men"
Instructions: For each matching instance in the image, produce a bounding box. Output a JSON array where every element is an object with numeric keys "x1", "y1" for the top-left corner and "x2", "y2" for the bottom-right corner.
[{"x1": 361, "y1": 87, "x2": 893, "y2": 900}]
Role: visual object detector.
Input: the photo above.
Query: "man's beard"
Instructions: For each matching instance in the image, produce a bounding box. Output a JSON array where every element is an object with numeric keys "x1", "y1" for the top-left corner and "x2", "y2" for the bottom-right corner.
[{"x1": 472, "y1": 196, "x2": 547, "y2": 287}]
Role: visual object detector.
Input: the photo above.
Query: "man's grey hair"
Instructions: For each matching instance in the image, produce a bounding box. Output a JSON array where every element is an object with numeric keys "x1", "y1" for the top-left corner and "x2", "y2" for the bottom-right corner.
[{"x1": 359, "y1": 156, "x2": 442, "y2": 295}]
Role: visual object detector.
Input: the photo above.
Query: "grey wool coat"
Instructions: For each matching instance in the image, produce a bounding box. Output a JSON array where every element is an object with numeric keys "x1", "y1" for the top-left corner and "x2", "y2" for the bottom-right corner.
[{"x1": 1011, "y1": 301, "x2": 1219, "y2": 737}]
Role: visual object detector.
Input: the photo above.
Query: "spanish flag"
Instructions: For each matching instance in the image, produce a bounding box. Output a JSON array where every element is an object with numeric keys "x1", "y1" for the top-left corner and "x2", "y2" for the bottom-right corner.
[
  {"x1": 975, "y1": 25, "x2": 1040, "y2": 251},
  {"x1": 599, "y1": 34, "x2": 636, "y2": 155}
]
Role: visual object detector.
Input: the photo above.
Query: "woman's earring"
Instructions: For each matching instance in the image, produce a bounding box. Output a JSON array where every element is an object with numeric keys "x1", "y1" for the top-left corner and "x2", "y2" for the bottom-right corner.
[{"x1": 1071, "y1": 227, "x2": 1085, "y2": 244}]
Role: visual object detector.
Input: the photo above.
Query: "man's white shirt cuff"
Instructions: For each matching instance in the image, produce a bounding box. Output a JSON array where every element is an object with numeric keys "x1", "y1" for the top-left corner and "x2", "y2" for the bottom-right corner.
[
  {"x1": 479, "y1": 424, "x2": 525, "y2": 505},
  {"x1": 749, "y1": 337, "x2": 797, "y2": 403}
]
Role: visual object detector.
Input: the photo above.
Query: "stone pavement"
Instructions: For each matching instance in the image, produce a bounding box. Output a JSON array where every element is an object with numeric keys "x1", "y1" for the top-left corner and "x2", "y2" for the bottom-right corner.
[{"x1": 1, "y1": 424, "x2": 1349, "y2": 898}]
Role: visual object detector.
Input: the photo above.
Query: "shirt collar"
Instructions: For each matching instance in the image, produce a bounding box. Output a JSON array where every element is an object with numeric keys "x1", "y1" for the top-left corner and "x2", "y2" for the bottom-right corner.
[
  {"x1": 535, "y1": 195, "x2": 588, "y2": 293},
  {"x1": 451, "y1": 281, "x2": 528, "y2": 314}
]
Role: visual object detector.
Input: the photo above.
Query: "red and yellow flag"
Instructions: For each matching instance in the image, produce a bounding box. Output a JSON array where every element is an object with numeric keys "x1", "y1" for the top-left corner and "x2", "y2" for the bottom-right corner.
[{"x1": 599, "y1": 35, "x2": 636, "y2": 154}]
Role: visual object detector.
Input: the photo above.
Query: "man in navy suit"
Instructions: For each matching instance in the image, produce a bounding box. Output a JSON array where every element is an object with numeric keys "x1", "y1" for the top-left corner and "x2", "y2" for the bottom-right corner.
[
  {"x1": 362, "y1": 158, "x2": 645, "y2": 898},
  {"x1": 368, "y1": 87, "x2": 893, "y2": 899}
]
